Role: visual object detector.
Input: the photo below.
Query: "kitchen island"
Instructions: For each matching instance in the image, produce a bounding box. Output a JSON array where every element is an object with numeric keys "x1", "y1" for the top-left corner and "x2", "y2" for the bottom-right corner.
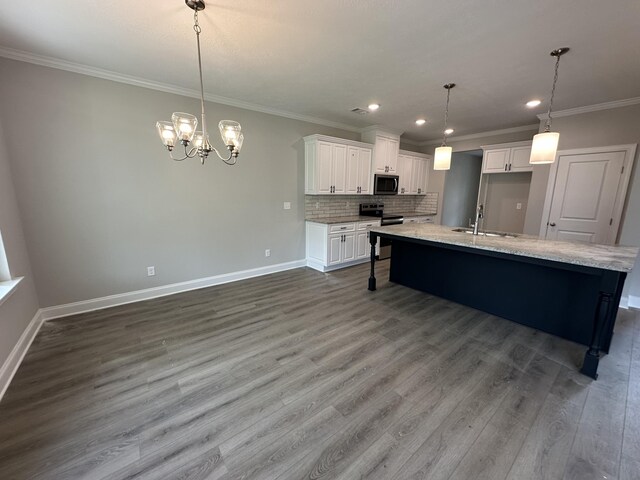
[{"x1": 367, "y1": 224, "x2": 638, "y2": 379}]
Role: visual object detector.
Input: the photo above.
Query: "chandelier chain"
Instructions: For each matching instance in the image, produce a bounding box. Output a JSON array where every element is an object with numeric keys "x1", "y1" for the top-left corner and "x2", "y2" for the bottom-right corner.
[
  {"x1": 442, "y1": 86, "x2": 451, "y2": 147},
  {"x1": 545, "y1": 53, "x2": 561, "y2": 132},
  {"x1": 193, "y1": 10, "x2": 208, "y2": 144}
]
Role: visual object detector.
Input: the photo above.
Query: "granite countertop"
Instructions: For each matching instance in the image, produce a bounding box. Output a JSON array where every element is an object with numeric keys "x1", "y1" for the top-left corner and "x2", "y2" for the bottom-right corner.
[
  {"x1": 306, "y1": 212, "x2": 436, "y2": 224},
  {"x1": 369, "y1": 223, "x2": 639, "y2": 272},
  {"x1": 306, "y1": 215, "x2": 373, "y2": 224},
  {"x1": 396, "y1": 212, "x2": 436, "y2": 218}
]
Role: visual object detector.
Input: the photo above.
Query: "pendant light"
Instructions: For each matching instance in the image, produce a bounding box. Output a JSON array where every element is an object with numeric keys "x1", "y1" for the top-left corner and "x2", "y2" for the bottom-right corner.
[
  {"x1": 529, "y1": 47, "x2": 569, "y2": 164},
  {"x1": 434, "y1": 83, "x2": 455, "y2": 170},
  {"x1": 156, "y1": 0, "x2": 244, "y2": 165}
]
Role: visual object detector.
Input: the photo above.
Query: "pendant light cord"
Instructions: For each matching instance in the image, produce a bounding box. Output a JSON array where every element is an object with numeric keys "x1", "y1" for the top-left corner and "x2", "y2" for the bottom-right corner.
[
  {"x1": 544, "y1": 54, "x2": 561, "y2": 132},
  {"x1": 442, "y1": 86, "x2": 451, "y2": 147},
  {"x1": 194, "y1": 10, "x2": 208, "y2": 144}
]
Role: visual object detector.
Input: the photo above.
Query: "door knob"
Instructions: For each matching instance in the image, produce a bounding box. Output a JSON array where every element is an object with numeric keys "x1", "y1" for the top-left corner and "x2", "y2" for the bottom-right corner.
[{"x1": 549, "y1": 222, "x2": 556, "y2": 227}]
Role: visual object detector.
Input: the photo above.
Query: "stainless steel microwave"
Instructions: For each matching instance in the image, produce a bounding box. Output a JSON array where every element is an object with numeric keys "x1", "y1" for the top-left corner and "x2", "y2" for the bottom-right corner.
[{"x1": 373, "y1": 174, "x2": 399, "y2": 195}]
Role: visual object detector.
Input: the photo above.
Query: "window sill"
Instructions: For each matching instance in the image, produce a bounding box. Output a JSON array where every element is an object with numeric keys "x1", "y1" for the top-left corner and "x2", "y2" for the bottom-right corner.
[{"x1": 0, "y1": 277, "x2": 23, "y2": 308}]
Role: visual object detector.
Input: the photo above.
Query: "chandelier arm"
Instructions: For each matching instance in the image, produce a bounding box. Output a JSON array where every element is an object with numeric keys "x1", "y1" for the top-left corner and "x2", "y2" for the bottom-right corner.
[
  {"x1": 209, "y1": 146, "x2": 235, "y2": 163},
  {"x1": 169, "y1": 144, "x2": 198, "y2": 161}
]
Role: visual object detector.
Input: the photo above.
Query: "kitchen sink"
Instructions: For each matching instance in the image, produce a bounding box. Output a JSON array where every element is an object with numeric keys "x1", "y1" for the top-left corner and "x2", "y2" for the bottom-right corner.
[{"x1": 451, "y1": 228, "x2": 518, "y2": 239}]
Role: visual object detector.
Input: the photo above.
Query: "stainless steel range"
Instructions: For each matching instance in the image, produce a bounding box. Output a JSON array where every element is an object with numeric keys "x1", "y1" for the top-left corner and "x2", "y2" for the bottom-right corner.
[{"x1": 359, "y1": 203, "x2": 404, "y2": 259}]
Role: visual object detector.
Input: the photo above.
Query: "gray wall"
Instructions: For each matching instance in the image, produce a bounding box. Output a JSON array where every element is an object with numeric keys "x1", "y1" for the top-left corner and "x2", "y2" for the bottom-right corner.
[
  {"x1": 0, "y1": 118, "x2": 40, "y2": 369},
  {"x1": 0, "y1": 58, "x2": 358, "y2": 307},
  {"x1": 481, "y1": 172, "x2": 531, "y2": 234},
  {"x1": 422, "y1": 128, "x2": 539, "y2": 225},
  {"x1": 441, "y1": 152, "x2": 482, "y2": 227},
  {"x1": 523, "y1": 104, "x2": 640, "y2": 302}
]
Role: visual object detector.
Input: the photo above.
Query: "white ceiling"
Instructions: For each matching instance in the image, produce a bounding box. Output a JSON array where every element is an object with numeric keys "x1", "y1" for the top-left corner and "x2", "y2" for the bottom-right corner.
[{"x1": 1, "y1": 0, "x2": 639, "y2": 141}]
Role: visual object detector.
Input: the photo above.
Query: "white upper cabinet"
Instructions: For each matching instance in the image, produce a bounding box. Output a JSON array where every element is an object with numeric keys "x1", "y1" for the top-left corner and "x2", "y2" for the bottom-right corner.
[
  {"x1": 397, "y1": 150, "x2": 431, "y2": 195},
  {"x1": 305, "y1": 135, "x2": 373, "y2": 195},
  {"x1": 361, "y1": 128, "x2": 401, "y2": 174},
  {"x1": 346, "y1": 146, "x2": 373, "y2": 194},
  {"x1": 482, "y1": 141, "x2": 533, "y2": 173},
  {"x1": 397, "y1": 154, "x2": 412, "y2": 194}
]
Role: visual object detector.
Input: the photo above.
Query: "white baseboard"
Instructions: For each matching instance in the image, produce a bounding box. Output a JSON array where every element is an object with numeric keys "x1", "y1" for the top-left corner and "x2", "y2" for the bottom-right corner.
[
  {"x1": 0, "y1": 309, "x2": 44, "y2": 402},
  {"x1": 629, "y1": 295, "x2": 640, "y2": 309},
  {"x1": 306, "y1": 257, "x2": 371, "y2": 273},
  {"x1": 40, "y1": 260, "x2": 307, "y2": 321},
  {"x1": 620, "y1": 296, "x2": 629, "y2": 309}
]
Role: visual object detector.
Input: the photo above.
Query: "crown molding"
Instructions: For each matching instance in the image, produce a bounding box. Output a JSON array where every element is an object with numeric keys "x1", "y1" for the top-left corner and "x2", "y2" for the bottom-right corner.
[
  {"x1": 537, "y1": 97, "x2": 640, "y2": 120},
  {"x1": 359, "y1": 124, "x2": 405, "y2": 137},
  {"x1": 0, "y1": 46, "x2": 362, "y2": 134},
  {"x1": 399, "y1": 137, "x2": 422, "y2": 146},
  {"x1": 418, "y1": 124, "x2": 539, "y2": 146}
]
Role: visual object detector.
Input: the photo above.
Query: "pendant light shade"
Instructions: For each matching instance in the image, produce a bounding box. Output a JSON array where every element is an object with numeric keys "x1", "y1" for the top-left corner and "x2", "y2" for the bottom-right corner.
[
  {"x1": 530, "y1": 131, "x2": 560, "y2": 164},
  {"x1": 529, "y1": 47, "x2": 569, "y2": 165},
  {"x1": 434, "y1": 83, "x2": 456, "y2": 171},
  {"x1": 434, "y1": 146, "x2": 452, "y2": 170}
]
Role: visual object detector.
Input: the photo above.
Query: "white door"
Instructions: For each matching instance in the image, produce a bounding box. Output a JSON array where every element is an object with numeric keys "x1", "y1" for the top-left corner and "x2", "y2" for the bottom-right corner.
[
  {"x1": 356, "y1": 231, "x2": 368, "y2": 259},
  {"x1": 545, "y1": 150, "x2": 626, "y2": 244}
]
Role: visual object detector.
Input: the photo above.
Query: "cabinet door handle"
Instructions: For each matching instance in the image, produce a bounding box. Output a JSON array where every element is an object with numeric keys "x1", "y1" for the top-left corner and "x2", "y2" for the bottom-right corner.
[
  {"x1": 549, "y1": 222, "x2": 556, "y2": 227},
  {"x1": 504, "y1": 164, "x2": 507, "y2": 171},
  {"x1": 509, "y1": 163, "x2": 512, "y2": 171}
]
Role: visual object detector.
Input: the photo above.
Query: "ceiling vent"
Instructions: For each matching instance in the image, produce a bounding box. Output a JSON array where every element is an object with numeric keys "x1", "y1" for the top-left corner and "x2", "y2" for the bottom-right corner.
[{"x1": 350, "y1": 107, "x2": 369, "y2": 115}]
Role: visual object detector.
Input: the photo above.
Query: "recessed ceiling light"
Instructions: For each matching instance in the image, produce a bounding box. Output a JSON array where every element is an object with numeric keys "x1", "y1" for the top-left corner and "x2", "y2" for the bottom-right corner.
[
  {"x1": 526, "y1": 99, "x2": 542, "y2": 108},
  {"x1": 368, "y1": 103, "x2": 380, "y2": 111},
  {"x1": 444, "y1": 128, "x2": 454, "y2": 135},
  {"x1": 415, "y1": 119, "x2": 426, "y2": 126}
]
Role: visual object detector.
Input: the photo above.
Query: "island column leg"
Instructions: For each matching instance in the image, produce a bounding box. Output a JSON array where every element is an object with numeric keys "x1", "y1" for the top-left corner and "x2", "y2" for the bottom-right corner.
[
  {"x1": 368, "y1": 232, "x2": 377, "y2": 291},
  {"x1": 581, "y1": 291, "x2": 612, "y2": 380}
]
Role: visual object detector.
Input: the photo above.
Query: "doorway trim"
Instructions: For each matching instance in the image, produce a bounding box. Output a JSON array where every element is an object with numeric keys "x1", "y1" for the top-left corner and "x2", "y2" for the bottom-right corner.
[{"x1": 538, "y1": 144, "x2": 637, "y2": 242}]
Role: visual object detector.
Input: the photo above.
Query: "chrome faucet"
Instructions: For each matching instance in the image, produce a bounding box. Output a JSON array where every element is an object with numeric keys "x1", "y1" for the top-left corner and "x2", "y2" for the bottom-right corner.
[{"x1": 472, "y1": 204, "x2": 484, "y2": 235}]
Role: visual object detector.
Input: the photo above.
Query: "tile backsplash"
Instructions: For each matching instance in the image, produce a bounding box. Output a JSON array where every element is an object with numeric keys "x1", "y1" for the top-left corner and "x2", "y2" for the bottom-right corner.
[{"x1": 305, "y1": 193, "x2": 439, "y2": 219}]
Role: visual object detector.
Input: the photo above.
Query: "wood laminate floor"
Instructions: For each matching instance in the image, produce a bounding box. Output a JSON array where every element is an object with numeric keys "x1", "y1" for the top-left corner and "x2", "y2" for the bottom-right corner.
[{"x1": 0, "y1": 261, "x2": 639, "y2": 480}]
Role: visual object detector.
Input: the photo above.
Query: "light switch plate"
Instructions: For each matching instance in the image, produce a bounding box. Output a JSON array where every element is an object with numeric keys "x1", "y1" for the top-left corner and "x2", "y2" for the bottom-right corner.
[{"x1": 284, "y1": 202, "x2": 291, "y2": 210}]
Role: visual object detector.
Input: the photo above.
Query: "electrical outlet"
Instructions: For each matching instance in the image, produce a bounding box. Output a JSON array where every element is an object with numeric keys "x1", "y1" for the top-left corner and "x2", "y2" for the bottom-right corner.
[
  {"x1": 315, "y1": 202, "x2": 320, "y2": 209},
  {"x1": 265, "y1": 249, "x2": 271, "y2": 257},
  {"x1": 147, "y1": 266, "x2": 155, "y2": 276},
  {"x1": 516, "y1": 203, "x2": 522, "y2": 210},
  {"x1": 283, "y1": 202, "x2": 291, "y2": 210}
]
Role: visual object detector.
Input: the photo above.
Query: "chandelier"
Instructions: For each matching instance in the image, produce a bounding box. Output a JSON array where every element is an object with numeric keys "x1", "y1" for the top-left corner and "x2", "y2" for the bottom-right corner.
[{"x1": 156, "y1": 0, "x2": 244, "y2": 165}]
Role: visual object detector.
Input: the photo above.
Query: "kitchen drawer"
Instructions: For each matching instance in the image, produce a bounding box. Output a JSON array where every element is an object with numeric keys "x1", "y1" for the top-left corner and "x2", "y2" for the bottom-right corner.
[
  {"x1": 357, "y1": 220, "x2": 381, "y2": 230},
  {"x1": 405, "y1": 216, "x2": 434, "y2": 224},
  {"x1": 329, "y1": 223, "x2": 356, "y2": 233}
]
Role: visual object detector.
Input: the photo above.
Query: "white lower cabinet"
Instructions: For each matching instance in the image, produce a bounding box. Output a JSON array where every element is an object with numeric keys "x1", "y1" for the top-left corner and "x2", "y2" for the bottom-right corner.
[{"x1": 306, "y1": 220, "x2": 380, "y2": 272}]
